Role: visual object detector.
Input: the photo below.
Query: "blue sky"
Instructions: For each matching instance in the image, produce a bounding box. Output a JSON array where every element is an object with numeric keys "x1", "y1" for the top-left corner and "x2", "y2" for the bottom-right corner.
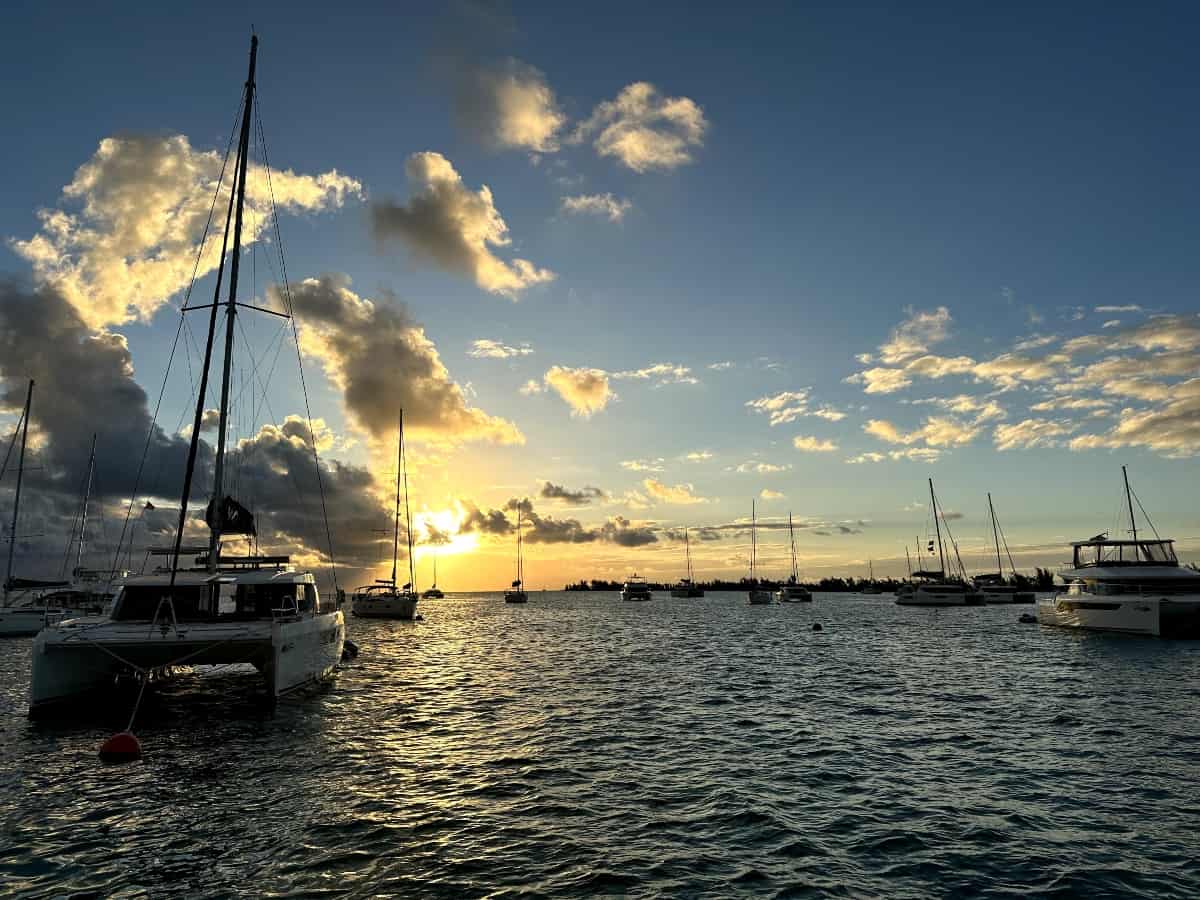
[{"x1": 1, "y1": 2, "x2": 1197, "y2": 586}]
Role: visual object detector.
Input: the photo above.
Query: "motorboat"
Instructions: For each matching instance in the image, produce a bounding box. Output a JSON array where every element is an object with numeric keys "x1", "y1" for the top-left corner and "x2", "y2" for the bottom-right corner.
[
  {"x1": 621, "y1": 574, "x2": 652, "y2": 601},
  {"x1": 30, "y1": 36, "x2": 345, "y2": 712},
  {"x1": 1037, "y1": 467, "x2": 1200, "y2": 637},
  {"x1": 747, "y1": 499, "x2": 773, "y2": 605},
  {"x1": 776, "y1": 513, "x2": 812, "y2": 602},
  {"x1": 973, "y1": 493, "x2": 1035, "y2": 603},
  {"x1": 353, "y1": 409, "x2": 419, "y2": 620},
  {"x1": 670, "y1": 528, "x2": 704, "y2": 597}
]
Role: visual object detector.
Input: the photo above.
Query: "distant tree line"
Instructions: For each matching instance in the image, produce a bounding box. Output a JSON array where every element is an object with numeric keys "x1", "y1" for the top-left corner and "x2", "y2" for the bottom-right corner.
[{"x1": 565, "y1": 568, "x2": 1059, "y2": 592}]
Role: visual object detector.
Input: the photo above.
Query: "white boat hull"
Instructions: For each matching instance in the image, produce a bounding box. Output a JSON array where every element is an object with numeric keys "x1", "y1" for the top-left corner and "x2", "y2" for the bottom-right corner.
[
  {"x1": 0, "y1": 606, "x2": 100, "y2": 637},
  {"x1": 621, "y1": 590, "x2": 652, "y2": 601},
  {"x1": 29, "y1": 612, "x2": 344, "y2": 713},
  {"x1": 895, "y1": 585, "x2": 984, "y2": 606},
  {"x1": 776, "y1": 587, "x2": 812, "y2": 603},
  {"x1": 1036, "y1": 594, "x2": 1200, "y2": 638},
  {"x1": 352, "y1": 594, "x2": 418, "y2": 620}
]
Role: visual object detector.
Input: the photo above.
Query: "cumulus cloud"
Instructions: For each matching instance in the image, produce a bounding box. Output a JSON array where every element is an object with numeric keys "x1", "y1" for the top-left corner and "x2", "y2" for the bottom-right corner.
[
  {"x1": 371, "y1": 152, "x2": 555, "y2": 298},
  {"x1": 539, "y1": 481, "x2": 607, "y2": 505},
  {"x1": 285, "y1": 274, "x2": 523, "y2": 445},
  {"x1": 864, "y1": 416, "x2": 979, "y2": 448},
  {"x1": 11, "y1": 134, "x2": 360, "y2": 329},
  {"x1": 642, "y1": 478, "x2": 708, "y2": 505},
  {"x1": 542, "y1": 365, "x2": 615, "y2": 417},
  {"x1": 793, "y1": 435, "x2": 838, "y2": 452},
  {"x1": 571, "y1": 82, "x2": 708, "y2": 172},
  {"x1": 457, "y1": 497, "x2": 658, "y2": 547},
  {"x1": 878, "y1": 307, "x2": 952, "y2": 364},
  {"x1": 759, "y1": 489, "x2": 785, "y2": 500},
  {"x1": 746, "y1": 390, "x2": 844, "y2": 426},
  {"x1": 993, "y1": 419, "x2": 1077, "y2": 451},
  {"x1": 469, "y1": 338, "x2": 533, "y2": 359},
  {"x1": 454, "y1": 58, "x2": 566, "y2": 153},
  {"x1": 1068, "y1": 379, "x2": 1200, "y2": 457},
  {"x1": 621, "y1": 458, "x2": 665, "y2": 473},
  {"x1": 910, "y1": 394, "x2": 1007, "y2": 422},
  {"x1": 561, "y1": 193, "x2": 632, "y2": 222}
]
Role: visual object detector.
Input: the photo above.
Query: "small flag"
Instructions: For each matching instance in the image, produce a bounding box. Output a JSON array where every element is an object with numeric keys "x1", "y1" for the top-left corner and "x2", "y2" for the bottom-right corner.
[
  {"x1": 144, "y1": 501, "x2": 155, "y2": 511},
  {"x1": 927, "y1": 541, "x2": 935, "y2": 552}
]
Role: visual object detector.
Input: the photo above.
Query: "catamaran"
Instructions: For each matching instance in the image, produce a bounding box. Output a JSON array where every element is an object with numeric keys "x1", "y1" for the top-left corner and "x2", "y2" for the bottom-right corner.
[
  {"x1": 621, "y1": 573, "x2": 652, "y2": 601},
  {"x1": 860, "y1": 559, "x2": 882, "y2": 594},
  {"x1": 1, "y1": 386, "x2": 111, "y2": 637},
  {"x1": 973, "y1": 493, "x2": 1035, "y2": 603},
  {"x1": 422, "y1": 553, "x2": 445, "y2": 599},
  {"x1": 895, "y1": 479, "x2": 984, "y2": 606},
  {"x1": 352, "y1": 409, "x2": 419, "y2": 620},
  {"x1": 670, "y1": 527, "x2": 704, "y2": 597},
  {"x1": 747, "y1": 499, "x2": 773, "y2": 604},
  {"x1": 504, "y1": 504, "x2": 528, "y2": 603},
  {"x1": 776, "y1": 513, "x2": 812, "y2": 602},
  {"x1": 1037, "y1": 467, "x2": 1200, "y2": 637},
  {"x1": 30, "y1": 35, "x2": 345, "y2": 713}
]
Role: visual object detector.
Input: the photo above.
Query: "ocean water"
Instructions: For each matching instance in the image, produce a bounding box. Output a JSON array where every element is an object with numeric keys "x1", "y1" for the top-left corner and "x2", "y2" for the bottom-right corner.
[{"x1": 2, "y1": 591, "x2": 1199, "y2": 898}]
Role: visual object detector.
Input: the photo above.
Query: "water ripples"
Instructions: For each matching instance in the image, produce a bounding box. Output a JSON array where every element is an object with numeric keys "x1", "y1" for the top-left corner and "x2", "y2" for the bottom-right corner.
[{"x1": 2, "y1": 592, "x2": 1199, "y2": 897}]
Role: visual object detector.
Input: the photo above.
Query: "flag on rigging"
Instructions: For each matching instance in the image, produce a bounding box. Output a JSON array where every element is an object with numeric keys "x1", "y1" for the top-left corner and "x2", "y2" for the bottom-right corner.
[{"x1": 205, "y1": 495, "x2": 257, "y2": 536}]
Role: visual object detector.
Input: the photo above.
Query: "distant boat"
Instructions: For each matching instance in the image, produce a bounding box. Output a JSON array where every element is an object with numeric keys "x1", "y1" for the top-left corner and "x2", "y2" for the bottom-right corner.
[
  {"x1": 1, "y1": 405, "x2": 110, "y2": 636},
  {"x1": 776, "y1": 512, "x2": 812, "y2": 603},
  {"x1": 1037, "y1": 466, "x2": 1200, "y2": 637},
  {"x1": 747, "y1": 499, "x2": 773, "y2": 604},
  {"x1": 504, "y1": 504, "x2": 528, "y2": 603},
  {"x1": 861, "y1": 559, "x2": 882, "y2": 594},
  {"x1": 621, "y1": 573, "x2": 652, "y2": 601},
  {"x1": 422, "y1": 553, "x2": 444, "y2": 599},
  {"x1": 973, "y1": 493, "x2": 1034, "y2": 603},
  {"x1": 670, "y1": 528, "x2": 704, "y2": 597},
  {"x1": 353, "y1": 408, "x2": 419, "y2": 620},
  {"x1": 896, "y1": 478, "x2": 984, "y2": 607}
]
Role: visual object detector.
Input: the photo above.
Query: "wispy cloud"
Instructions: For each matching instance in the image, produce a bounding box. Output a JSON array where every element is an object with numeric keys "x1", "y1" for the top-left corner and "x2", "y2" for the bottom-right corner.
[
  {"x1": 561, "y1": 192, "x2": 632, "y2": 222},
  {"x1": 793, "y1": 435, "x2": 838, "y2": 452},
  {"x1": 469, "y1": 338, "x2": 534, "y2": 359},
  {"x1": 643, "y1": 478, "x2": 709, "y2": 504}
]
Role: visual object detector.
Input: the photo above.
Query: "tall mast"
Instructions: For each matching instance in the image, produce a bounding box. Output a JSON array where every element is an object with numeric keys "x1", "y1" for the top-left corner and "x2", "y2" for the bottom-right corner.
[
  {"x1": 401, "y1": 410, "x2": 414, "y2": 591},
  {"x1": 391, "y1": 409, "x2": 403, "y2": 585},
  {"x1": 929, "y1": 478, "x2": 946, "y2": 578},
  {"x1": 788, "y1": 512, "x2": 799, "y2": 582},
  {"x1": 750, "y1": 499, "x2": 757, "y2": 582},
  {"x1": 4, "y1": 380, "x2": 33, "y2": 602},
  {"x1": 988, "y1": 492, "x2": 1003, "y2": 576},
  {"x1": 1122, "y1": 465, "x2": 1138, "y2": 544},
  {"x1": 684, "y1": 527, "x2": 693, "y2": 581},
  {"x1": 905, "y1": 545, "x2": 912, "y2": 577},
  {"x1": 76, "y1": 433, "x2": 97, "y2": 575},
  {"x1": 207, "y1": 34, "x2": 259, "y2": 573},
  {"x1": 515, "y1": 504, "x2": 523, "y2": 587}
]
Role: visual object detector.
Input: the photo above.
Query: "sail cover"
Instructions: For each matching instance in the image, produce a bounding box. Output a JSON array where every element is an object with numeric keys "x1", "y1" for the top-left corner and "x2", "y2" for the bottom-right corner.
[{"x1": 205, "y1": 496, "x2": 257, "y2": 536}]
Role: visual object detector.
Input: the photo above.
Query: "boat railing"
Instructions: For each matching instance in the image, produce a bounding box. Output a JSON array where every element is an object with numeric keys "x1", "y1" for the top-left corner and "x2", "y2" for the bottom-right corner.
[{"x1": 1065, "y1": 580, "x2": 1200, "y2": 597}]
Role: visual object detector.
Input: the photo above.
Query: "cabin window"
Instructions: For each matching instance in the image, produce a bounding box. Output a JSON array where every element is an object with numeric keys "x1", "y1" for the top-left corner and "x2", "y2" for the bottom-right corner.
[{"x1": 113, "y1": 585, "x2": 213, "y2": 621}]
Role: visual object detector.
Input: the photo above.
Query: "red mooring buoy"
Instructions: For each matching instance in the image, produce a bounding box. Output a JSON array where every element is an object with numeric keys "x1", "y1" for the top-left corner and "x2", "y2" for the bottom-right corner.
[{"x1": 99, "y1": 731, "x2": 142, "y2": 761}]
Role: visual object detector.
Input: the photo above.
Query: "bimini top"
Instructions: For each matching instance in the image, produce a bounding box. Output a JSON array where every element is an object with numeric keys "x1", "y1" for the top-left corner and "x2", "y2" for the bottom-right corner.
[{"x1": 1071, "y1": 539, "x2": 1178, "y2": 569}]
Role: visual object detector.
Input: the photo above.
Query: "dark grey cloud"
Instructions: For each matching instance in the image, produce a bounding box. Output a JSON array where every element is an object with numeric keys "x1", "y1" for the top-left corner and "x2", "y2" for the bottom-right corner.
[{"x1": 539, "y1": 481, "x2": 607, "y2": 506}]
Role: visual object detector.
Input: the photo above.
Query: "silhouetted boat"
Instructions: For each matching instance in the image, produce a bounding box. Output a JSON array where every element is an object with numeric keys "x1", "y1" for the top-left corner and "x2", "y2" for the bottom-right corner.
[
  {"x1": 422, "y1": 554, "x2": 444, "y2": 599},
  {"x1": 776, "y1": 513, "x2": 812, "y2": 602},
  {"x1": 896, "y1": 479, "x2": 984, "y2": 606},
  {"x1": 353, "y1": 408, "x2": 419, "y2": 620},
  {"x1": 860, "y1": 559, "x2": 882, "y2": 594},
  {"x1": 621, "y1": 573, "x2": 652, "y2": 601},
  {"x1": 974, "y1": 493, "x2": 1034, "y2": 603},
  {"x1": 747, "y1": 500, "x2": 772, "y2": 604},
  {"x1": 670, "y1": 528, "x2": 704, "y2": 597},
  {"x1": 504, "y1": 504, "x2": 528, "y2": 603}
]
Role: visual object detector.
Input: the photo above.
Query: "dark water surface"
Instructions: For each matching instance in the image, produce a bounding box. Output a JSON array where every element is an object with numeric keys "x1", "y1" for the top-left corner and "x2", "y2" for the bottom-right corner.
[{"x1": 2, "y1": 592, "x2": 1199, "y2": 898}]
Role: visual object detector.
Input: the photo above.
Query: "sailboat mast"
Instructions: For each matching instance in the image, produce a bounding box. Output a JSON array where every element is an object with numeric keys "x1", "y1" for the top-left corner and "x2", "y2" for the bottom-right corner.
[
  {"x1": 905, "y1": 545, "x2": 912, "y2": 577},
  {"x1": 391, "y1": 409, "x2": 403, "y2": 585},
  {"x1": 929, "y1": 478, "x2": 946, "y2": 577},
  {"x1": 988, "y1": 492, "x2": 1003, "y2": 576},
  {"x1": 4, "y1": 380, "x2": 33, "y2": 601},
  {"x1": 76, "y1": 433, "x2": 97, "y2": 575},
  {"x1": 207, "y1": 34, "x2": 258, "y2": 574},
  {"x1": 788, "y1": 512, "x2": 798, "y2": 582},
  {"x1": 515, "y1": 504, "x2": 523, "y2": 586},
  {"x1": 1122, "y1": 465, "x2": 1138, "y2": 543},
  {"x1": 750, "y1": 499, "x2": 757, "y2": 582},
  {"x1": 401, "y1": 411, "x2": 414, "y2": 590},
  {"x1": 684, "y1": 527, "x2": 693, "y2": 581}
]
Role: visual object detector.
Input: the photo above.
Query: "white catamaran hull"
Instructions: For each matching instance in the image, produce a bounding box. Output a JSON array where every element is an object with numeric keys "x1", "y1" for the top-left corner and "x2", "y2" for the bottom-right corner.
[
  {"x1": 1036, "y1": 594, "x2": 1200, "y2": 638},
  {"x1": 0, "y1": 606, "x2": 102, "y2": 637},
  {"x1": 895, "y1": 586, "x2": 983, "y2": 606},
  {"x1": 29, "y1": 612, "x2": 344, "y2": 713}
]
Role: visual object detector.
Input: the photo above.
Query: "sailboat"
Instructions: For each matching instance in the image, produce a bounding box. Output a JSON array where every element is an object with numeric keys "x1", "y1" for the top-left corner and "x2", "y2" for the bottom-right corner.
[
  {"x1": 747, "y1": 499, "x2": 773, "y2": 604},
  {"x1": 670, "y1": 527, "x2": 704, "y2": 597},
  {"x1": 422, "y1": 553, "x2": 444, "y2": 599},
  {"x1": 861, "y1": 559, "x2": 882, "y2": 594},
  {"x1": 504, "y1": 504, "x2": 528, "y2": 603},
  {"x1": 973, "y1": 493, "x2": 1034, "y2": 603},
  {"x1": 895, "y1": 478, "x2": 984, "y2": 606},
  {"x1": 776, "y1": 513, "x2": 812, "y2": 602},
  {"x1": 1036, "y1": 466, "x2": 1200, "y2": 637},
  {"x1": 352, "y1": 409, "x2": 420, "y2": 620},
  {"x1": 1, "y1": 384, "x2": 109, "y2": 637},
  {"x1": 30, "y1": 36, "x2": 346, "y2": 713}
]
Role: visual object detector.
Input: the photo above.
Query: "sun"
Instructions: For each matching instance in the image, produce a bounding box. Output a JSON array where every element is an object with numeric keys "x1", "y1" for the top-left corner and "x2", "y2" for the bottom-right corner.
[{"x1": 413, "y1": 508, "x2": 479, "y2": 558}]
